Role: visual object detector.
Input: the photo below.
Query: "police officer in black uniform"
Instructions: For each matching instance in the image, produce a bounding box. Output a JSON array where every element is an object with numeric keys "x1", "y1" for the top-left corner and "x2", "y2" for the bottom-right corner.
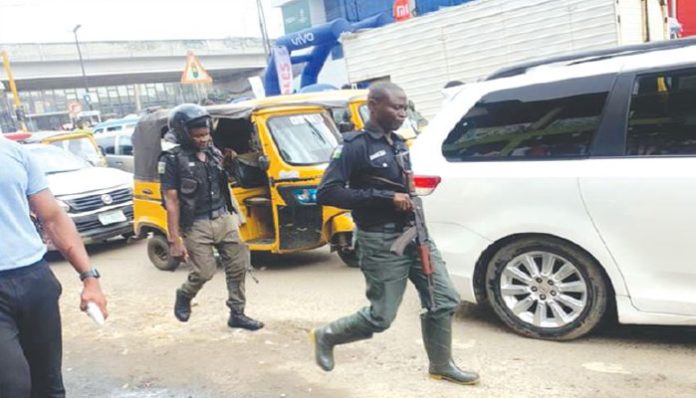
[
  {"x1": 160, "y1": 104, "x2": 263, "y2": 331},
  {"x1": 312, "y1": 82, "x2": 479, "y2": 385}
]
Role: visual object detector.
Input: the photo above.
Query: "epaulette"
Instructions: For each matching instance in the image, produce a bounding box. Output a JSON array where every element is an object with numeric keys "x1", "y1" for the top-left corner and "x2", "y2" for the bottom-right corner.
[{"x1": 342, "y1": 130, "x2": 365, "y2": 142}]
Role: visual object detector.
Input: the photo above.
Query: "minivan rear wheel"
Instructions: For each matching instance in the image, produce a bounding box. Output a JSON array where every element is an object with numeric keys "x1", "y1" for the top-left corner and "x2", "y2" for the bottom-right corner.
[
  {"x1": 147, "y1": 234, "x2": 180, "y2": 271},
  {"x1": 485, "y1": 237, "x2": 607, "y2": 341}
]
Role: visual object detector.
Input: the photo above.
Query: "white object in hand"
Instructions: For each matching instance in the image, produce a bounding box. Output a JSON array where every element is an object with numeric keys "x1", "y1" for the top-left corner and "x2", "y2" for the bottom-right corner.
[{"x1": 86, "y1": 302, "x2": 105, "y2": 325}]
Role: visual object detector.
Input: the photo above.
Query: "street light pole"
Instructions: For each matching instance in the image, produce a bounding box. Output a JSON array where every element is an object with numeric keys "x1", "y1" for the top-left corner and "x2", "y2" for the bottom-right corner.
[
  {"x1": 72, "y1": 24, "x2": 92, "y2": 110},
  {"x1": 255, "y1": 0, "x2": 272, "y2": 57}
]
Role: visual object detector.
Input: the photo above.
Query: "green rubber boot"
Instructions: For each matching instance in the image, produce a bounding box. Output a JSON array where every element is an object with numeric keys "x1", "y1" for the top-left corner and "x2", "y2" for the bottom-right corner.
[
  {"x1": 421, "y1": 314, "x2": 480, "y2": 385},
  {"x1": 310, "y1": 315, "x2": 373, "y2": 372}
]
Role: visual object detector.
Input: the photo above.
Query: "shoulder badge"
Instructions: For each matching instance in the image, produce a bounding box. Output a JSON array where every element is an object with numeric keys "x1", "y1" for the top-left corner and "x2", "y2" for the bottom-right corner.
[{"x1": 331, "y1": 145, "x2": 344, "y2": 160}]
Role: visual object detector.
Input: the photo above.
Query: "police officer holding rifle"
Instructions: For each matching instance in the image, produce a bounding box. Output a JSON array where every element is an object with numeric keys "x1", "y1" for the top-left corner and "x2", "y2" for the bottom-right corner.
[{"x1": 312, "y1": 82, "x2": 480, "y2": 385}]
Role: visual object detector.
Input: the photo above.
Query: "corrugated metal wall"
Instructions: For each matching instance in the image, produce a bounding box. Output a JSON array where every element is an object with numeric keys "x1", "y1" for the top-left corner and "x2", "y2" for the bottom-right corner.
[{"x1": 342, "y1": 0, "x2": 622, "y2": 119}]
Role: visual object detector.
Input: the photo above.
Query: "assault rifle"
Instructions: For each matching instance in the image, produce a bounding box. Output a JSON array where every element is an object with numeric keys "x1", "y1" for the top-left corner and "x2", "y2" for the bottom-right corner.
[{"x1": 390, "y1": 153, "x2": 437, "y2": 310}]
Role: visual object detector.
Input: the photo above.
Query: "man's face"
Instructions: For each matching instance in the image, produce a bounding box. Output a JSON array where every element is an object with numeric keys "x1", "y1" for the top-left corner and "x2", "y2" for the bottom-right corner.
[
  {"x1": 369, "y1": 90, "x2": 408, "y2": 132},
  {"x1": 189, "y1": 127, "x2": 211, "y2": 151}
]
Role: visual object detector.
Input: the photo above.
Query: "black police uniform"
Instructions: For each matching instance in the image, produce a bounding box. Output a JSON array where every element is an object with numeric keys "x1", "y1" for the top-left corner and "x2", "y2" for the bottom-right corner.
[
  {"x1": 312, "y1": 121, "x2": 479, "y2": 385},
  {"x1": 160, "y1": 145, "x2": 251, "y2": 320},
  {"x1": 318, "y1": 122, "x2": 411, "y2": 230}
]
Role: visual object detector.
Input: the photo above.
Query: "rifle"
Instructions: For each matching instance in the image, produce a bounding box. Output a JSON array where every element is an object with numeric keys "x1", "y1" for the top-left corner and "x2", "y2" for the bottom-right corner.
[{"x1": 390, "y1": 152, "x2": 437, "y2": 310}]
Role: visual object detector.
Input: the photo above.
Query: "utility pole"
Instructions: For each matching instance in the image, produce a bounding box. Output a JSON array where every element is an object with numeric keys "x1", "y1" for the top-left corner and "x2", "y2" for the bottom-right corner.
[
  {"x1": 256, "y1": 0, "x2": 272, "y2": 57},
  {"x1": 1, "y1": 50, "x2": 27, "y2": 132},
  {"x1": 73, "y1": 24, "x2": 93, "y2": 110}
]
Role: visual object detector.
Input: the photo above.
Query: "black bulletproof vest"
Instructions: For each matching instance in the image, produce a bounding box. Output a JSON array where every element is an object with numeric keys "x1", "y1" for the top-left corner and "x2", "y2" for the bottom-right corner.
[{"x1": 168, "y1": 147, "x2": 232, "y2": 230}]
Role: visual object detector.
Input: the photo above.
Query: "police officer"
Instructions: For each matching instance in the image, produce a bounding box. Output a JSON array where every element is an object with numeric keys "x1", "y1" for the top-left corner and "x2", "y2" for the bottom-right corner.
[
  {"x1": 160, "y1": 104, "x2": 263, "y2": 331},
  {"x1": 312, "y1": 82, "x2": 479, "y2": 385}
]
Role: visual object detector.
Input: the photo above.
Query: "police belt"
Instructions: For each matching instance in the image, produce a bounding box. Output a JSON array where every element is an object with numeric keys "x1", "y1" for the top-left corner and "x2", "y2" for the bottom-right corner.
[
  {"x1": 360, "y1": 221, "x2": 410, "y2": 233},
  {"x1": 194, "y1": 206, "x2": 228, "y2": 221}
]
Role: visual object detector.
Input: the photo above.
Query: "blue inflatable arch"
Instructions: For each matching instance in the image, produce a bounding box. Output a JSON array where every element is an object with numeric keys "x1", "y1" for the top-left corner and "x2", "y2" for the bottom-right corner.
[{"x1": 263, "y1": 14, "x2": 388, "y2": 96}]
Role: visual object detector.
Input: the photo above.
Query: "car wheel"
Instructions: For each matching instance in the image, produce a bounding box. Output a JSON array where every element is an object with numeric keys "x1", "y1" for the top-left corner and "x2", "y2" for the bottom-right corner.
[
  {"x1": 147, "y1": 234, "x2": 180, "y2": 271},
  {"x1": 485, "y1": 236, "x2": 608, "y2": 341}
]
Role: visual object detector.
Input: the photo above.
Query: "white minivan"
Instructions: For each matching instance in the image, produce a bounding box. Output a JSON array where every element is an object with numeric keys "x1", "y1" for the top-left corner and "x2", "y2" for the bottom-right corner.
[{"x1": 411, "y1": 37, "x2": 696, "y2": 340}]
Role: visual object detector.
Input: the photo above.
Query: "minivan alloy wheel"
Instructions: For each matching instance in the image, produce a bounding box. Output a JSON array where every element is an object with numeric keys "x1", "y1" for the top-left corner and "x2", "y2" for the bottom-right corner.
[
  {"x1": 500, "y1": 252, "x2": 587, "y2": 328},
  {"x1": 485, "y1": 237, "x2": 608, "y2": 340}
]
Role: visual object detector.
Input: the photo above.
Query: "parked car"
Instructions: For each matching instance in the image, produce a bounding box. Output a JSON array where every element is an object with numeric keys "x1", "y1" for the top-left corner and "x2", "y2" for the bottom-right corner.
[
  {"x1": 18, "y1": 130, "x2": 107, "y2": 167},
  {"x1": 410, "y1": 37, "x2": 696, "y2": 340},
  {"x1": 95, "y1": 128, "x2": 135, "y2": 172},
  {"x1": 92, "y1": 116, "x2": 139, "y2": 135},
  {"x1": 25, "y1": 144, "x2": 134, "y2": 249}
]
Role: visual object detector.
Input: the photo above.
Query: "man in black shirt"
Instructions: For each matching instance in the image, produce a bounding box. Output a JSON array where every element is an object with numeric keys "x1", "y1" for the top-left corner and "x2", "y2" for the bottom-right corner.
[
  {"x1": 312, "y1": 82, "x2": 479, "y2": 385},
  {"x1": 160, "y1": 104, "x2": 263, "y2": 331}
]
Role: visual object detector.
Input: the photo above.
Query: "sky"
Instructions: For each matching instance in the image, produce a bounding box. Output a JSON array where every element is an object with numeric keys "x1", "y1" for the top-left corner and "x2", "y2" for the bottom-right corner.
[{"x1": 0, "y1": 0, "x2": 284, "y2": 43}]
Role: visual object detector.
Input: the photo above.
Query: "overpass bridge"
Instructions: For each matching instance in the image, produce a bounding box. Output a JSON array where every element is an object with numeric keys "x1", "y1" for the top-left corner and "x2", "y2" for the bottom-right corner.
[
  {"x1": 1, "y1": 38, "x2": 268, "y2": 90},
  {"x1": 0, "y1": 38, "x2": 269, "y2": 131}
]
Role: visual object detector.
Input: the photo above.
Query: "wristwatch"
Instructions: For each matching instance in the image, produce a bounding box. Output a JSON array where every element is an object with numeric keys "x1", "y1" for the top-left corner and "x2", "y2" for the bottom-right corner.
[{"x1": 79, "y1": 267, "x2": 100, "y2": 281}]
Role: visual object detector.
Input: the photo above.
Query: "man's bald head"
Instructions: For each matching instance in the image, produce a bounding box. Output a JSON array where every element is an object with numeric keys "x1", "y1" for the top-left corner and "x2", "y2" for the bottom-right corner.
[
  {"x1": 367, "y1": 82, "x2": 408, "y2": 133},
  {"x1": 368, "y1": 82, "x2": 405, "y2": 104}
]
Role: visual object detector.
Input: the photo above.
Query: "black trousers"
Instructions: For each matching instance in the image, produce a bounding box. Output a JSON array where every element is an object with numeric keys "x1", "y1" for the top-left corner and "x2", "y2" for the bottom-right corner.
[{"x1": 0, "y1": 260, "x2": 65, "y2": 398}]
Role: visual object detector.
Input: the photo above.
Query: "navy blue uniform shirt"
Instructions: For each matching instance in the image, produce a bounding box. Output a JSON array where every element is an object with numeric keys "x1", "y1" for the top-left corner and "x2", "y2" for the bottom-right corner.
[{"x1": 317, "y1": 121, "x2": 411, "y2": 229}]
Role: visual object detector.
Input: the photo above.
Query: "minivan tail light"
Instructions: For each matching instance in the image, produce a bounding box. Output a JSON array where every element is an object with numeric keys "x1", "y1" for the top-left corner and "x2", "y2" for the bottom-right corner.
[{"x1": 413, "y1": 175, "x2": 441, "y2": 196}]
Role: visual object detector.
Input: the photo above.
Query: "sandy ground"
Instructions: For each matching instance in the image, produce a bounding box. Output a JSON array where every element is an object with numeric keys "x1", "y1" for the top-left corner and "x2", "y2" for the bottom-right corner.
[{"x1": 49, "y1": 238, "x2": 696, "y2": 398}]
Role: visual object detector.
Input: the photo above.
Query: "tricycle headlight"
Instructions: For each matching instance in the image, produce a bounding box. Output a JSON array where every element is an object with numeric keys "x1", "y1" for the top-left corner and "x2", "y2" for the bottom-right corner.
[{"x1": 292, "y1": 188, "x2": 317, "y2": 205}]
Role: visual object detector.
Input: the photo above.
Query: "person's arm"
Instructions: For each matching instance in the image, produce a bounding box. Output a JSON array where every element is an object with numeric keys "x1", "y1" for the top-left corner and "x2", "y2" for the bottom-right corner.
[
  {"x1": 317, "y1": 143, "x2": 396, "y2": 209},
  {"x1": 164, "y1": 189, "x2": 187, "y2": 261},
  {"x1": 28, "y1": 190, "x2": 108, "y2": 318}
]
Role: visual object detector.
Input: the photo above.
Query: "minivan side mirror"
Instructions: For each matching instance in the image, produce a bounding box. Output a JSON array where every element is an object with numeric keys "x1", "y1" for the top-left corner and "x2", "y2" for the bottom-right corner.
[{"x1": 258, "y1": 155, "x2": 270, "y2": 172}]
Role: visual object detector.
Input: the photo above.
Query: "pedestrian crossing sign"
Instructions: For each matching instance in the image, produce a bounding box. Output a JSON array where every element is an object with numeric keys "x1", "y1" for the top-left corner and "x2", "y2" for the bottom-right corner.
[{"x1": 181, "y1": 51, "x2": 213, "y2": 84}]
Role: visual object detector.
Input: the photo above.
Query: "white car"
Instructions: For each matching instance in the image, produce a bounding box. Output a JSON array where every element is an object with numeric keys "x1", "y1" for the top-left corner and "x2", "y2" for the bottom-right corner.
[
  {"x1": 26, "y1": 144, "x2": 134, "y2": 248},
  {"x1": 410, "y1": 37, "x2": 696, "y2": 340}
]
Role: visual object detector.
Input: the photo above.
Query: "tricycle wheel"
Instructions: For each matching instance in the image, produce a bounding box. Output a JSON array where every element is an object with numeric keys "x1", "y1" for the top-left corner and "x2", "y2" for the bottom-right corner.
[
  {"x1": 338, "y1": 246, "x2": 359, "y2": 268},
  {"x1": 147, "y1": 234, "x2": 180, "y2": 271}
]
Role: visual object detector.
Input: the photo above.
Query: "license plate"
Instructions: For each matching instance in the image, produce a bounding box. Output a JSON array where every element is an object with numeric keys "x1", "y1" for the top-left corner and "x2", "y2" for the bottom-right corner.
[{"x1": 98, "y1": 210, "x2": 127, "y2": 226}]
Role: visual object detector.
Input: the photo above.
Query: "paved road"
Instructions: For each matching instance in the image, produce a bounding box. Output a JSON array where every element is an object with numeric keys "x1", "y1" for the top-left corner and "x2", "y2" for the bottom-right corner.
[{"x1": 50, "y1": 239, "x2": 696, "y2": 398}]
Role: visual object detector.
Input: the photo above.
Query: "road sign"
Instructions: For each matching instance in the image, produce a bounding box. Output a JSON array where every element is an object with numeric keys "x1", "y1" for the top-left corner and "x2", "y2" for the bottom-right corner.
[
  {"x1": 68, "y1": 100, "x2": 82, "y2": 117},
  {"x1": 181, "y1": 51, "x2": 213, "y2": 85}
]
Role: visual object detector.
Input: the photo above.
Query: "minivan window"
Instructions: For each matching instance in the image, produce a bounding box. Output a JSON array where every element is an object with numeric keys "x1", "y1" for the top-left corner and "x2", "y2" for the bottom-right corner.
[
  {"x1": 119, "y1": 135, "x2": 134, "y2": 156},
  {"x1": 96, "y1": 136, "x2": 116, "y2": 155},
  {"x1": 267, "y1": 113, "x2": 340, "y2": 165},
  {"x1": 626, "y1": 69, "x2": 696, "y2": 156},
  {"x1": 442, "y1": 75, "x2": 614, "y2": 161}
]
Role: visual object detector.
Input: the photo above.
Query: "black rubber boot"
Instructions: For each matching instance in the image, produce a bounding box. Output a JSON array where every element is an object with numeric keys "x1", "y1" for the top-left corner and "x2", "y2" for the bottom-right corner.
[
  {"x1": 310, "y1": 315, "x2": 373, "y2": 372},
  {"x1": 421, "y1": 314, "x2": 480, "y2": 385},
  {"x1": 174, "y1": 289, "x2": 192, "y2": 322},
  {"x1": 228, "y1": 311, "x2": 264, "y2": 331}
]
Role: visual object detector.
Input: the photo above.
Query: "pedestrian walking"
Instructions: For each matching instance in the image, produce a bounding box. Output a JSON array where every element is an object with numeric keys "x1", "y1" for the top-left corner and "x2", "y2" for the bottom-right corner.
[
  {"x1": 312, "y1": 82, "x2": 479, "y2": 385},
  {"x1": 0, "y1": 136, "x2": 108, "y2": 397},
  {"x1": 160, "y1": 104, "x2": 263, "y2": 331}
]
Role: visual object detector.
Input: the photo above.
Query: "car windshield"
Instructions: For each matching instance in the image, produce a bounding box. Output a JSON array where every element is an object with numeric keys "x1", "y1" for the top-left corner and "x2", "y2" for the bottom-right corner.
[
  {"x1": 28, "y1": 145, "x2": 90, "y2": 174},
  {"x1": 49, "y1": 137, "x2": 102, "y2": 166},
  {"x1": 267, "y1": 113, "x2": 340, "y2": 165}
]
